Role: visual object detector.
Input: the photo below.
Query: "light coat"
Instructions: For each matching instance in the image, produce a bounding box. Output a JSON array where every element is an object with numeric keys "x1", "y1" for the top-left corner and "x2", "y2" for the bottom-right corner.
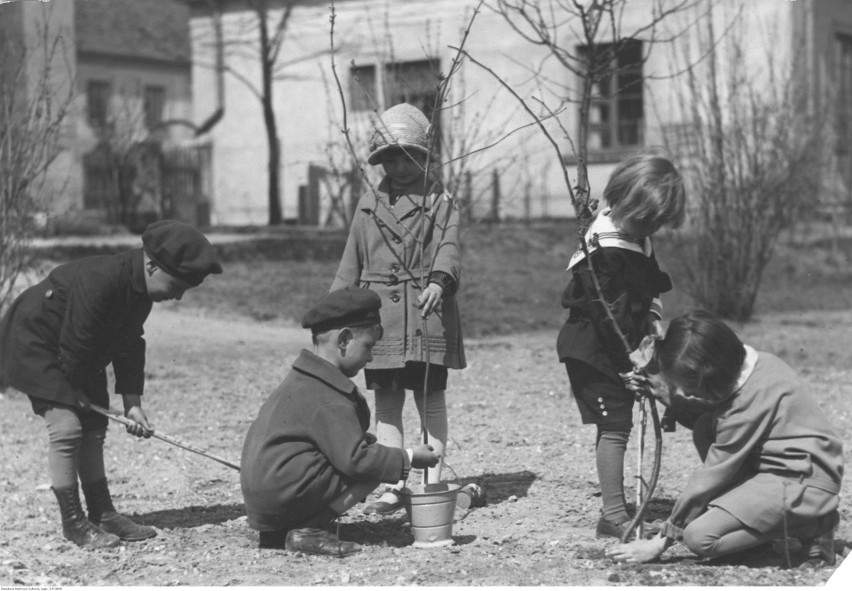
[
  {"x1": 661, "y1": 351, "x2": 843, "y2": 539},
  {"x1": 330, "y1": 178, "x2": 465, "y2": 370}
]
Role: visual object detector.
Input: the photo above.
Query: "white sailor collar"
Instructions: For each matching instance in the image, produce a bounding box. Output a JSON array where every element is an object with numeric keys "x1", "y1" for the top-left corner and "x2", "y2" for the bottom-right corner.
[
  {"x1": 732, "y1": 345, "x2": 759, "y2": 392},
  {"x1": 566, "y1": 207, "x2": 653, "y2": 270}
]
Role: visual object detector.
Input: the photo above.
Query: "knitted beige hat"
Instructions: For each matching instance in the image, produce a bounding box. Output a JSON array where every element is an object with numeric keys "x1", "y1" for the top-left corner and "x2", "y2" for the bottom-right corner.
[{"x1": 367, "y1": 103, "x2": 433, "y2": 165}]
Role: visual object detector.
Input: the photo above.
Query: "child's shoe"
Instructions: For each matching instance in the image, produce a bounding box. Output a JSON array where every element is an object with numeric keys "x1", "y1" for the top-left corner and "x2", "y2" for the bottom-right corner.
[
  {"x1": 259, "y1": 528, "x2": 289, "y2": 549},
  {"x1": 596, "y1": 516, "x2": 632, "y2": 539},
  {"x1": 800, "y1": 510, "x2": 839, "y2": 568},
  {"x1": 363, "y1": 487, "x2": 403, "y2": 515},
  {"x1": 96, "y1": 511, "x2": 157, "y2": 541},
  {"x1": 284, "y1": 527, "x2": 361, "y2": 558},
  {"x1": 52, "y1": 485, "x2": 121, "y2": 549},
  {"x1": 82, "y1": 478, "x2": 157, "y2": 541}
]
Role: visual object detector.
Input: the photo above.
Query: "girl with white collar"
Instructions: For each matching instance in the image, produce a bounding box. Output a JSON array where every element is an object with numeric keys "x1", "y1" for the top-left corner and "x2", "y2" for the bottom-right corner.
[
  {"x1": 609, "y1": 309, "x2": 843, "y2": 566},
  {"x1": 556, "y1": 150, "x2": 686, "y2": 538}
]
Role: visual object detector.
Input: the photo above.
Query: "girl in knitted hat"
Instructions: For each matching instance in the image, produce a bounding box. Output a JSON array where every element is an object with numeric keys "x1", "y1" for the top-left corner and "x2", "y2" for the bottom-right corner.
[{"x1": 330, "y1": 102, "x2": 466, "y2": 515}]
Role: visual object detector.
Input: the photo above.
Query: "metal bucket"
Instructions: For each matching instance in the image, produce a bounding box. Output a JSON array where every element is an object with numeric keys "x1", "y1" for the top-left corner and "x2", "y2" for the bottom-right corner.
[{"x1": 401, "y1": 483, "x2": 460, "y2": 548}]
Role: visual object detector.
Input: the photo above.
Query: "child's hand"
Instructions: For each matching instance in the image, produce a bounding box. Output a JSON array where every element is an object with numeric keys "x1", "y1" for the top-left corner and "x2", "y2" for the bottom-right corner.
[
  {"x1": 606, "y1": 534, "x2": 668, "y2": 564},
  {"x1": 619, "y1": 370, "x2": 645, "y2": 396},
  {"x1": 623, "y1": 371, "x2": 675, "y2": 406},
  {"x1": 411, "y1": 444, "x2": 440, "y2": 469},
  {"x1": 124, "y1": 406, "x2": 154, "y2": 438},
  {"x1": 417, "y1": 283, "x2": 443, "y2": 318},
  {"x1": 647, "y1": 316, "x2": 664, "y2": 340}
]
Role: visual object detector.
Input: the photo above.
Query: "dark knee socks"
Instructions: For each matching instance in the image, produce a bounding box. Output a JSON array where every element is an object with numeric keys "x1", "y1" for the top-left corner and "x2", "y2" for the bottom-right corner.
[{"x1": 596, "y1": 429, "x2": 630, "y2": 524}]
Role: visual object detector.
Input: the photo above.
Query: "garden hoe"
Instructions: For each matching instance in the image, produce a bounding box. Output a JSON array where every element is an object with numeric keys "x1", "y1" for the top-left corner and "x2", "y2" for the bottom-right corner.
[{"x1": 91, "y1": 404, "x2": 241, "y2": 471}]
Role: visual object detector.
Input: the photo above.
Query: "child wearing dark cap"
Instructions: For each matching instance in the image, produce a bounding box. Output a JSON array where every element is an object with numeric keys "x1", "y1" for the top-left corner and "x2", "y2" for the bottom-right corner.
[
  {"x1": 240, "y1": 287, "x2": 440, "y2": 557},
  {"x1": 0, "y1": 219, "x2": 222, "y2": 549},
  {"x1": 330, "y1": 102, "x2": 465, "y2": 515}
]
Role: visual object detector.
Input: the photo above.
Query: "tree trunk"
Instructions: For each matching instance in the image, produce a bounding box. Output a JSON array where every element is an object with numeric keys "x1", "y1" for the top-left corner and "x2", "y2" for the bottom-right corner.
[{"x1": 258, "y1": 6, "x2": 283, "y2": 226}]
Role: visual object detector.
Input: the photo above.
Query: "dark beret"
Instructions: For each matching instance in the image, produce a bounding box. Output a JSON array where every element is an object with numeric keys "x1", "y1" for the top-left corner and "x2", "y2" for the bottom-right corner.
[
  {"x1": 302, "y1": 287, "x2": 382, "y2": 333},
  {"x1": 142, "y1": 220, "x2": 223, "y2": 287}
]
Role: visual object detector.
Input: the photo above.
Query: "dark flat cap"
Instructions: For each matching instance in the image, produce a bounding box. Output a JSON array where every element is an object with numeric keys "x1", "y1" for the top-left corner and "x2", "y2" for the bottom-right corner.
[
  {"x1": 302, "y1": 287, "x2": 382, "y2": 333},
  {"x1": 142, "y1": 220, "x2": 222, "y2": 287}
]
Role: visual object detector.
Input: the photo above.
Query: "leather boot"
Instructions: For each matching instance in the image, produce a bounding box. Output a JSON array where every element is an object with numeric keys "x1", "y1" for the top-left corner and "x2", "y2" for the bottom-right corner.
[
  {"x1": 52, "y1": 485, "x2": 120, "y2": 549},
  {"x1": 82, "y1": 478, "x2": 157, "y2": 541},
  {"x1": 285, "y1": 528, "x2": 361, "y2": 558},
  {"x1": 801, "y1": 510, "x2": 839, "y2": 567}
]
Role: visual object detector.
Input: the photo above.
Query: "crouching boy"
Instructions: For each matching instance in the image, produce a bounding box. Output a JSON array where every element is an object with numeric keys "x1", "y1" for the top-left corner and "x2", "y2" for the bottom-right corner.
[{"x1": 240, "y1": 287, "x2": 440, "y2": 557}]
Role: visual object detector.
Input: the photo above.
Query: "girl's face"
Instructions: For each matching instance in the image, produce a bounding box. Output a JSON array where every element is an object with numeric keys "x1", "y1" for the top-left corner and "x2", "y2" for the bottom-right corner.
[
  {"x1": 612, "y1": 213, "x2": 660, "y2": 240},
  {"x1": 380, "y1": 149, "x2": 427, "y2": 189},
  {"x1": 663, "y1": 365, "x2": 729, "y2": 403}
]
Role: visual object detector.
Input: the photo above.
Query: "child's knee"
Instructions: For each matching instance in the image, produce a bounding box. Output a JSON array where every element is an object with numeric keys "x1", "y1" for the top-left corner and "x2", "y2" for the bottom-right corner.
[
  {"x1": 374, "y1": 387, "x2": 406, "y2": 419},
  {"x1": 682, "y1": 522, "x2": 718, "y2": 558},
  {"x1": 44, "y1": 407, "x2": 84, "y2": 445}
]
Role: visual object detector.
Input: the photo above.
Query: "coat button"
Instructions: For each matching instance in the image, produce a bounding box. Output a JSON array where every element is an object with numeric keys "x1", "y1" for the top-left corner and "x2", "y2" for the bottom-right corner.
[
  {"x1": 390, "y1": 292, "x2": 400, "y2": 303},
  {"x1": 387, "y1": 274, "x2": 399, "y2": 285},
  {"x1": 392, "y1": 236, "x2": 402, "y2": 244},
  {"x1": 415, "y1": 328, "x2": 422, "y2": 336},
  {"x1": 45, "y1": 289, "x2": 53, "y2": 298},
  {"x1": 390, "y1": 263, "x2": 400, "y2": 273}
]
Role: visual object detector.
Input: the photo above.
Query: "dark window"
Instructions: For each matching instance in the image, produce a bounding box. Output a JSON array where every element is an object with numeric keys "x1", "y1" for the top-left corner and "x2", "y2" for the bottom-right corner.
[
  {"x1": 350, "y1": 64, "x2": 377, "y2": 112},
  {"x1": 144, "y1": 85, "x2": 166, "y2": 129},
  {"x1": 87, "y1": 80, "x2": 111, "y2": 127},
  {"x1": 836, "y1": 33, "x2": 852, "y2": 154},
  {"x1": 383, "y1": 59, "x2": 441, "y2": 156},
  {"x1": 383, "y1": 58, "x2": 439, "y2": 116},
  {"x1": 578, "y1": 40, "x2": 644, "y2": 152}
]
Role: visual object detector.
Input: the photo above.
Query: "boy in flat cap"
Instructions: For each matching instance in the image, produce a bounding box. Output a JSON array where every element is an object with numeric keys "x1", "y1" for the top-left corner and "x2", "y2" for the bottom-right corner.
[
  {"x1": 240, "y1": 287, "x2": 440, "y2": 558},
  {"x1": 0, "y1": 219, "x2": 222, "y2": 550}
]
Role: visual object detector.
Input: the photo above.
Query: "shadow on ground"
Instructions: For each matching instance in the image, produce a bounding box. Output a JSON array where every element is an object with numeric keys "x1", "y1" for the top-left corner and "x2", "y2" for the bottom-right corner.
[
  {"x1": 135, "y1": 503, "x2": 245, "y2": 529},
  {"x1": 455, "y1": 470, "x2": 538, "y2": 504}
]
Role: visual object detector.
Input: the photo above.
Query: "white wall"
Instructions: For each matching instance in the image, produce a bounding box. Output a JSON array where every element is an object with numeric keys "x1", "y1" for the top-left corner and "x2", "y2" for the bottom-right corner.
[{"x1": 189, "y1": 0, "x2": 807, "y2": 226}]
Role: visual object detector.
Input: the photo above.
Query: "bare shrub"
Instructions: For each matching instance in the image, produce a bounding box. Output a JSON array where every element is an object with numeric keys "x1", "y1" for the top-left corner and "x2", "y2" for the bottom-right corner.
[
  {"x1": 0, "y1": 12, "x2": 73, "y2": 314},
  {"x1": 666, "y1": 7, "x2": 829, "y2": 321}
]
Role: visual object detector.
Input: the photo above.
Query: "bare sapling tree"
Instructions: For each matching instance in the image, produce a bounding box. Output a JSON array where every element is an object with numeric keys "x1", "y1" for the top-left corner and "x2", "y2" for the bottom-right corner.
[
  {"x1": 321, "y1": 2, "x2": 531, "y2": 227},
  {"x1": 0, "y1": 13, "x2": 74, "y2": 315},
  {"x1": 491, "y1": 0, "x2": 700, "y2": 172},
  {"x1": 317, "y1": 66, "x2": 374, "y2": 228},
  {"x1": 329, "y1": 0, "x2": 491, "y2": 482},
  {"x1": 458, "y1": 0, "x2": 707, "y2": 539},
  {"x1": 666, "y1": 3, "x2": 829, "y2": 321}
]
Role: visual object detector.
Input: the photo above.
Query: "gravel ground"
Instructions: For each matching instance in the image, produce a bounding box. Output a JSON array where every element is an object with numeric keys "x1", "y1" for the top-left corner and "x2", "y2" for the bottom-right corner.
[{"x1": 2, "y1": 308, "x2": 851, "y2": 587}]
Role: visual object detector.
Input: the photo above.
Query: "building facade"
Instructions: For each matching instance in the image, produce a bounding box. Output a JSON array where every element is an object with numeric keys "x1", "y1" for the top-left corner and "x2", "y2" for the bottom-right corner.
[
  {"x1": 184, "y1": 0, "x2": 852, "y2": 227},
  {"x1": 1, "y1": 0, "x2": 207, "y2": 232}
]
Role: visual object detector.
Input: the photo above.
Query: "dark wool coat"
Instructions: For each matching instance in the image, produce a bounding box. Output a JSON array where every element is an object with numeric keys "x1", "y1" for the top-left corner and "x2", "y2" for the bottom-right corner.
[
  {"x1": 556, "y1": 210, "x2": 671, "y2": 380},
  {"x1": 0, "y1": 249, "x2": 152, "y2": 411},
  {"x1": 660, "y1": 351, "x2": 843, "y2": 539},
  {"x1": 330, "y1": 178, "x2": 466, "y2": 370},
  {"x1": 240, "y1": 350, "x2": 411, "y2": 531}
]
